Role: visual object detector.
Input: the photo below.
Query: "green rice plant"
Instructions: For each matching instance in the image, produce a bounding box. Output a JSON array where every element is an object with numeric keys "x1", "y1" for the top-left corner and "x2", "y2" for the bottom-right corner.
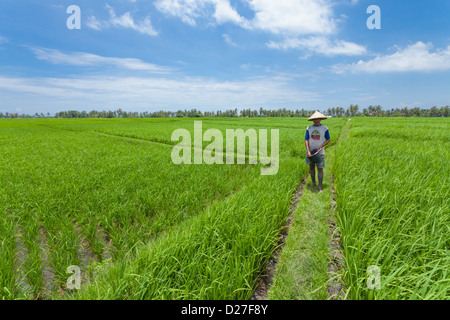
[
  {"x1": 333, "y1": 117, "x2": 449, "y2": 300},
  {"x1": 18, "y1": 214, "x2": 45, "y2": 298},
  {"x1": 0, "y1": 216, "x2": 21, "y2": 299},
  {"x1": 46, "y1": 227, "x2": 81, "y2": 288},
  {"x1": 68, "y1": 155, "x2": 305, "y2": 299},
  {"x1": 78, "y1": 215, "x2": 105, "y2": 261}
]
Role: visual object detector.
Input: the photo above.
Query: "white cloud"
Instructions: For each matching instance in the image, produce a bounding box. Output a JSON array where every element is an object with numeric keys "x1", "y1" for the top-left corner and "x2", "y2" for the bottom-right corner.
[
  {"x1": 247, "y1": 0, "x2": 336, "y2": 35},
  {"x1": 222, "y1": 34, "x2": 237, "y2": 46},
  {"x1": 214, "y1": 0, "x2": 249, "y2": 26},
  {"x1": 85, "y1": 5, "x2": 158, "y2": 36},
  {"x1": 154, "y1": 0, "x2": 248, "y2": 27},
  {"x1": 0, "y1": 35, "x2": 7, "y2": 44},
  {"x1": 30, "y1": 48, "x2": 172, "y2": 73},
  {"x1": 333, "y1": 42, "x2": 450, "y2": 73},
  {"x1": 267, "y1": 36, "x2": 367, "y2": 56},
  {"x1": 86, "y1": 16, "x2": 103, "y2": 31},
  {"x1": 0, "y1": 74, "x2": 319, "y2": 110},
  {"x1": 247, "y1": 1, "x2": 367, "y2": 58},
  {"x1": 154, "y1": 0, "x2": 335, "y2": 35},
  {"x1": 107, "y1": 5, "x2": 158, "y2": 36},
  {"x1": 153, "y1": 0, "x2": 365, "y2": 58},
  {"x1": 154, "y1": 0, "x2": 206, "y2": 26}
]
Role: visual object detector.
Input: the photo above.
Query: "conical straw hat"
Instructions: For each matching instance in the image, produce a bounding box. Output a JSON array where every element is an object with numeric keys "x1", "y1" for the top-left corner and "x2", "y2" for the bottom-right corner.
[{"x1": 308, "y1": 111, "x2": 329, "y2": 121}]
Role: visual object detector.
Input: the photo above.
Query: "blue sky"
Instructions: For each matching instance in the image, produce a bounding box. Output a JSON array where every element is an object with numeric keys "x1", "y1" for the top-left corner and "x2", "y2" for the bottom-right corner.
[{"x1": 0, "y1": 0, "x2": 449, "y2": 115}]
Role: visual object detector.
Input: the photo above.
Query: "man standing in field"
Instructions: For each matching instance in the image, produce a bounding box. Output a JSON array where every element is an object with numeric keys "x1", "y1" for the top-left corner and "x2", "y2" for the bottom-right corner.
[{"x1": 305, "y1": 111, "x2": 331, "y2": 193}]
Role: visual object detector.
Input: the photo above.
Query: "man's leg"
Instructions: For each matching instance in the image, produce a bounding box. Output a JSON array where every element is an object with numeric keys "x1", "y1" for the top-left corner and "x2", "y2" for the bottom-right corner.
[
  {"x1": 317, "y1": 168, "x2": 324, "y2": 192},
  {"x1": 309, "y1": 164, "x2": 316, "y2": 187}
]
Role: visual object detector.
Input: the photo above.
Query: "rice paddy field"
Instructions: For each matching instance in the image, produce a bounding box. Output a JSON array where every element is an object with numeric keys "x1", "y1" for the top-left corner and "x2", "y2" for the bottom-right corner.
[
  {"x1": 332, "y1": 118, "x2": 449, "y2": 299},
  {"x1": 0, "y1": 117, "x2": 448, "y2": 300}
]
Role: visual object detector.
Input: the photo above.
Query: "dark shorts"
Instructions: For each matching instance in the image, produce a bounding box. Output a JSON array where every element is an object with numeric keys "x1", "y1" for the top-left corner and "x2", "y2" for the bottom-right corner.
[{"x1": 305, "y1": 154, "x2": 325, "y2": 168}]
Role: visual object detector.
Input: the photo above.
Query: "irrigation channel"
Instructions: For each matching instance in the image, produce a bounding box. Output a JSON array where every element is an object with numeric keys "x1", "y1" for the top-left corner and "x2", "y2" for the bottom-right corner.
[{"x1": 251, "y1": 122, "x2": 349, "y2": 300}]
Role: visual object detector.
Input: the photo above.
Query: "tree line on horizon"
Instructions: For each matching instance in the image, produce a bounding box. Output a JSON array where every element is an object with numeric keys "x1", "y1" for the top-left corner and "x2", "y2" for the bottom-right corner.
[{"x1": 1, "y1": 105, "x2": 449, "y2": 119}]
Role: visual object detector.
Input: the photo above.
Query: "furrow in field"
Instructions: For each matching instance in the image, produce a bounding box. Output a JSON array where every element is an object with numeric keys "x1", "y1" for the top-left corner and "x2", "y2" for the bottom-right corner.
[
  {"x1": 327, "y1": 122, "x2": 348, "y2": 300},
  {"x1": 72, "y1": 223, "x2": 97, "y2": 286},
  {"x1": 328, "y1": 167, "x2": 346, "y2": 300},
  {"x1": 38, "y1": 227, "x2": 58, "y2": 298},
  {"x1": 97, "y1": 227, "x2": 114, "y2": 261},
  {"x1": 92, "y1": 130, "x2": 175, "y2": 147},
  {"x1": 91, "y1": 130, "x2": 268, "y2": 163},
  {"x1": 251, "y1": 174, "x2": 307, "y2": 300},
  {"x1": 14, "y1": 227, "x2": 32, "y2": 298}
]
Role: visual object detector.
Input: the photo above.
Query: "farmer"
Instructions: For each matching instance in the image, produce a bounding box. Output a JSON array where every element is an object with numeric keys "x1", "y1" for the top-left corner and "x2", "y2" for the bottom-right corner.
[{"x1": 305, "y1": 111, "x2": 331, "y2": 193}]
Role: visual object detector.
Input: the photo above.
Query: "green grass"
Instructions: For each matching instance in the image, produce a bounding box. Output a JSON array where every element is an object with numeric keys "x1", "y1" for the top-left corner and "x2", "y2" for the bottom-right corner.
[
  {"x1": 0, "y1": 119, "x2": 260, "y2": 298},
  {"x1": 64, "y1": 118, "x2": 344, "y2": 299},
  {"x1": 4, "y1": 117, "x2": 446, "y2": 300},
  {"x1": 68, "y1": 156, "x2": 305, "y2": 299},
  {"x1": 1, "y1": 117, "x2": 347, "y2": 299},
  {"x1": 267, "y1": 180, "x2": 332, "y2": 300},
  {"x1": 0, "y1": 216, "x2": 21, "y2": 299},
  {"x1": 333, "y1": 117, "x2": 450, "y2": 300}
]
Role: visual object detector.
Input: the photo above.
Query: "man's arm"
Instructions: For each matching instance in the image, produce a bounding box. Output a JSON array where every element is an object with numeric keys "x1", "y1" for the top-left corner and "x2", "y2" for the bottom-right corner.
[
  {"x1": 318, "y1": 129, "x2": 331, "y2": 152},
  {"x1": 317, "y1": 139, "x2": 330, "y2": 152},
  {"x1": 305, "y1": 140, "x2": 312, "y2": 156},
  {"x1": 305, "y1": 128, "x2": 312, "y2": 156}
]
